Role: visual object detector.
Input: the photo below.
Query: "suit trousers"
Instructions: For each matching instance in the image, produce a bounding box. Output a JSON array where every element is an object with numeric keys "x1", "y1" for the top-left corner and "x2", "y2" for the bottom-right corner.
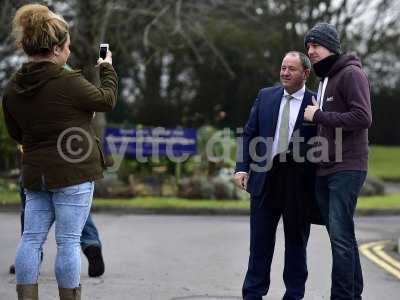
[{"x1": 242, "y1": 159, "x2": 311, "y2": 300}]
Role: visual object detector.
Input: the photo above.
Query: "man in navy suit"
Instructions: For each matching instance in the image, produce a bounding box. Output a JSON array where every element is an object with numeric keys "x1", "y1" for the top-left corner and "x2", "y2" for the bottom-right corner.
[{"x1": 234, "y1": 51, "x2": 318, "y2": 300}]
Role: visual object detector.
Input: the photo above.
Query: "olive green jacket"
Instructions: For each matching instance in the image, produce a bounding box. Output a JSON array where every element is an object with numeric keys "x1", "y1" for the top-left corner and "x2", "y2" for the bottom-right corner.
[{"x1": 2, "y1": 61, "x2": 118, "y2": 190}]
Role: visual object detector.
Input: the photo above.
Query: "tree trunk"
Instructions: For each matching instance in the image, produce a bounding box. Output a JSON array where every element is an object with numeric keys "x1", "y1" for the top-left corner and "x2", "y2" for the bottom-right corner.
[{"x1": 71, "y1": 0, "x2": 113, "y2": 140}]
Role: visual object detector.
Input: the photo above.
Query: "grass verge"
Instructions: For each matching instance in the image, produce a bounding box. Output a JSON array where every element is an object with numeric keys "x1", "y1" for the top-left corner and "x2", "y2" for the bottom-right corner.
[
  {"x1": 369, "y1": 145, "x2": 400, "y2": 181},
  {"x1": 1, "y1": 191, "x2": 400, "y2": 212}
]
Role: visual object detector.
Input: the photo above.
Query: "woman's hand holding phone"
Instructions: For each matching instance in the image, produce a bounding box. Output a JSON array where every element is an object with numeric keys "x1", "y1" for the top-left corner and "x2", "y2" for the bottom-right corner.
[{"x1": 97, "y1": 43, "x2": 112, "y2": 66}]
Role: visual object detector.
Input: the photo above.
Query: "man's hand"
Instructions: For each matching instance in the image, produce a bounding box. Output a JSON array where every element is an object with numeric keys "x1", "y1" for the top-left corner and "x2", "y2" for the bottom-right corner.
[
  {"x1": 304, "y1": 96, "x2": 319, "y2": 122},
  {"x1": 234, "y1": 172, "x2": 248, "y2": 190}
]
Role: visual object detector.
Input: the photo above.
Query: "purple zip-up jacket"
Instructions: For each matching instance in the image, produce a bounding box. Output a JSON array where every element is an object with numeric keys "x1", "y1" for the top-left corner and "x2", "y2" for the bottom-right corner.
[{"x1": 313, "y1": 54, "x2": 372, "y2": 176}]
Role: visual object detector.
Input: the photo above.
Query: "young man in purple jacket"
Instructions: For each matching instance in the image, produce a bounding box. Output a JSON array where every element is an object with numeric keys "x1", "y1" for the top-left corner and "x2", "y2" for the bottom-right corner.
[{"x1": 303, "y1": 23, "x2": 372, "y2": 300}]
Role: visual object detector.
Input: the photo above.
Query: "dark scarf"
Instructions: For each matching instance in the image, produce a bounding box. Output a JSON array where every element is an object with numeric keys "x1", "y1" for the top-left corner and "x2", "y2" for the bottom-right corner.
[{"x1": 313, "y1": 54, "x2": 340, "y2": 78}]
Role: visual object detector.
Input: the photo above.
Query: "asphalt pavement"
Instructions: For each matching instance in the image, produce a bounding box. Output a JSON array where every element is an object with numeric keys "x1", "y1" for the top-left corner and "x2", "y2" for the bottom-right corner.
[{"x1": 1, "y1": 213, "x2": 400, "y2": 300}]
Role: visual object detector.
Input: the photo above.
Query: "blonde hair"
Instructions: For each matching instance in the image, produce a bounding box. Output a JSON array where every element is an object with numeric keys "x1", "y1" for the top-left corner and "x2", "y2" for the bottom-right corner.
[{"x1": 12, "y1": 4, "x2": 69, "y2": 56}]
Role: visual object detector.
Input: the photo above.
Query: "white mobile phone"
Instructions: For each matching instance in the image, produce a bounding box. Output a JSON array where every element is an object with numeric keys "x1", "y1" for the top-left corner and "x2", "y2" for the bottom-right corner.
[{"x1": 99, "y1": 43, "x2": 109, "y2": 59}]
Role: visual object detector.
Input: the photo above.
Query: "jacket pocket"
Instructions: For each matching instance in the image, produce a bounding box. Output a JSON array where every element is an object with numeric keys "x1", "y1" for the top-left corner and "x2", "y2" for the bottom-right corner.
[{"x1": 95, "y1": 137, "x2": 114, "y2": 168}]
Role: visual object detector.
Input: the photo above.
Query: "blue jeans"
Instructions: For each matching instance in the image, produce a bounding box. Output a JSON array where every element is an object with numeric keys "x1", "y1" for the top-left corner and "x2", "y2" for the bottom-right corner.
[
  {"x1": 315, "y1": 171, "x2": 366, "y2": 300},
  {"x1": 18, "y1": 181, "x2": 101, "y2": 250},
  {"x1": 15, "y1": 182, "x2": 94, "y2": 288}
]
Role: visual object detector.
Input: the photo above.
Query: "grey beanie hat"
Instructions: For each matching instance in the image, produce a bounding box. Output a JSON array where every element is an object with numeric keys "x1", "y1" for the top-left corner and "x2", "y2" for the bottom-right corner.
[{"x1": 304, "y1": 23, "x2": 342, "y2": 54}]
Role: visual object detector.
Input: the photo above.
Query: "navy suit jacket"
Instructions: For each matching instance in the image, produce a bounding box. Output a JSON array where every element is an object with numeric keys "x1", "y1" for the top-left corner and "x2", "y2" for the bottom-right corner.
[{"x1": 235, "y1": 85, "x2": 317, "y2": 197}]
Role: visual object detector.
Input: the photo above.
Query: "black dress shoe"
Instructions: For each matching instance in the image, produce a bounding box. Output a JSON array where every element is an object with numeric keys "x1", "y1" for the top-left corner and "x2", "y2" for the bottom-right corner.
[
  {"x1": 243, "y1": 296, "x2": 262, "y2": 300},
  {"x1": 83, "y1": 245, "x2": 105, "y2": 277},
  {"x1": 9, "y1": 264, "x2": 15, "y2": 274}
]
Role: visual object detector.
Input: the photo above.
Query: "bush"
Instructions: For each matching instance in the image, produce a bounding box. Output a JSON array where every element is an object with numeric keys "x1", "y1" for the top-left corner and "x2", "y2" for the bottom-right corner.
[
  {"x1": 177, "y1": 176, "x2": 215, "y2": 199},
  {"x1": 177, "y1": 173, "x2": 240, "y2": 200}
]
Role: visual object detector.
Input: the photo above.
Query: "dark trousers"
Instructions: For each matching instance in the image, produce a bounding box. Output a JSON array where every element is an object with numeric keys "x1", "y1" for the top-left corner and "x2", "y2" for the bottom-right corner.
[
  {"x1": 315, "y1": 171, "x2": 366, "y2": 300},
  {"x1": 243, "y1": 161, "x2": 311, "y2": 300}
]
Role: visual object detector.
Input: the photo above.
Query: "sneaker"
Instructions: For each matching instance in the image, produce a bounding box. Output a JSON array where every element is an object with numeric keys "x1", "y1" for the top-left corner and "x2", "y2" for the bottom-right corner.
[
  {"x1": 9, "y1": 264, "x2": 15, "y2": 274},
  {"x1": 83, "y1": 245, "x2": 105, "y2": 277}
]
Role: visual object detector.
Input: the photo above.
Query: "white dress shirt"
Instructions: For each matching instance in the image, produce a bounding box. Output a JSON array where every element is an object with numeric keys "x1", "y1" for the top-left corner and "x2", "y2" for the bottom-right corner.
[
  {"x1": 271, "y1": 85, "x2": 305, "y2": 158},
  {"x1": 236, "y1": 85, "x2": 306, "y2": 176}
]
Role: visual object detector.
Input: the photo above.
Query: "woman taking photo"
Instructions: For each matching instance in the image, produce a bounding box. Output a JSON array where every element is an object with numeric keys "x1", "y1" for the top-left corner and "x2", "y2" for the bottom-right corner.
[{"x1": 2, "y1": 4, "x2": 118, "y2": 300}]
